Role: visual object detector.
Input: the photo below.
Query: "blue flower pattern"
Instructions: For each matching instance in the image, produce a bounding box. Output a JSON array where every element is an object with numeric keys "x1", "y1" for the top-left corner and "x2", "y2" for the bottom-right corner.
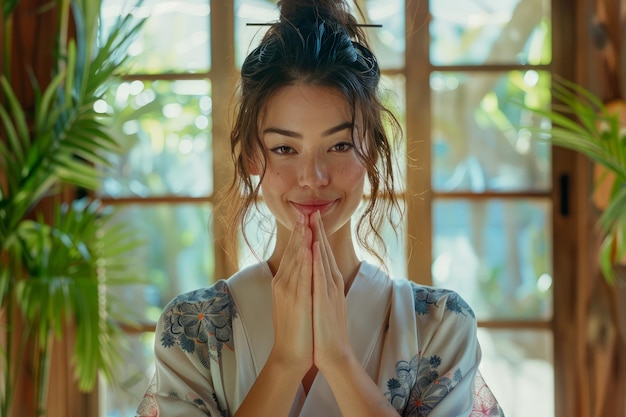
[
  {"x1": 386, "y1": 355, "x2": 419, "y2": 411},
  {"x1": 159, "y1": 280, "x2": 237, "y2": 368},
  {"x1": 405, "y1": 354, "x2": 463, "y2": 416},
  {"x1": 385, "y1": 284, "x2": 472, "y2": 416},
  {"x1": 411, "y1": 283, "x2": 475, "y2": 318}
]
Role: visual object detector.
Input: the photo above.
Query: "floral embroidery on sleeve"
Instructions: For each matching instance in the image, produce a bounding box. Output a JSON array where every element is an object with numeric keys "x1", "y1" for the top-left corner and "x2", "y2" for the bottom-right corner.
[
  {"x1": 136, "y1": 379, "x2": 229, "y2": 417},
  {"x1": 160, "y1": 280, "x2": 237, "y2": 367},
  {"x1": 405, "y1": 355, "x2": 463, "y2": 416},
  {"x1": 385, "y1": 354, "x2": 419, "y2": 412},
  {"x1": 410, "y1": 283, "x2": 475, "y2": 318},
  {"x1": 472, "y1": 373, "x2": 506, "y2": 417},
  {"x1": 385, "y1": 354, "x2": 464, "y2": 417},
  {"x1": 383, "y1": 283, "x2": 478, "y2": 416},
  {"x1": 136, "y1": 379, "x2": 158, "y2": 417},
  {"x1": 166, "y1": 391, "x2": 213, "y2": 414}
]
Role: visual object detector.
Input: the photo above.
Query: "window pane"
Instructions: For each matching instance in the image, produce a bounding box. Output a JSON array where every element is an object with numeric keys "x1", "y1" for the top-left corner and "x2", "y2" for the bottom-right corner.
[
  {"x1": 478, "y1": 329, "x2": 554, "y2": 417},
  {"x1": 101, "y1": 332, "x2": 155, "y2": 417},
  {"x1": 108, "y1": 204, "x2": 214, "y2": 322},
  {"x1": 430, "y1": 0, "x2": 551, "y2": 66},
  {"x1": 432, "y1": 199, "x2": 552, "y2": 320},
  {"x1": 234, "y1": 0, "x2": 404, "y2": 69},
  {"x1": 101, "y1": 0, "x2": 210, "y2": 73},
  {"x1": 356, "y1": 200, "x2": 407, "y2": 280},
  {"x1": 100, "y1": 80, "x2": 213, "y2": 198},
  {"x1": 235, "y1": 0, "x2": 279, "y2": 68},
  {"x1": 381, "y1": 74, "x2": 407, "y2": 193},
  {"x1": 362, "y1": 0, "x2": 405, "y2": 69},
  {"x1": 431, "y1": 71, "x2": 551, "y2": 192},
  {"x1": 238, "y1": 202, "x2": 276, "y2": 269}
]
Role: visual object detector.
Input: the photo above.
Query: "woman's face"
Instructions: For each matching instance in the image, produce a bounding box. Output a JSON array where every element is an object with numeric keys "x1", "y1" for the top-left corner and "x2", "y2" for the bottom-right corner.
[{"x1": 257, "y1": 84, "x2": 366, "y2": 239}]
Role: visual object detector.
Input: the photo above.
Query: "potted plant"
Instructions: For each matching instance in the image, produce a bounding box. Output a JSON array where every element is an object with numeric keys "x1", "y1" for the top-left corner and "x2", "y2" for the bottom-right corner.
[{"x1": 0, "y1": 0, "x2": 144, "y2": 415}]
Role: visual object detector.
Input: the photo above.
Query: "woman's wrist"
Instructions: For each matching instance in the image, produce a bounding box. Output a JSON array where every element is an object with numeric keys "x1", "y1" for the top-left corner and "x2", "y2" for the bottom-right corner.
[
  {"x1": 267, "y1": 348, "x2": 311, "y2": 379},
  {"x1": 320, "y1": 353, "x2": 400, "y2": 417},
  {"x1": 235, "y1": 348, "x2": 307, "y2": 417},
  {"x1": 316, "y1": 348, "x2": 358, "y2": 378}
]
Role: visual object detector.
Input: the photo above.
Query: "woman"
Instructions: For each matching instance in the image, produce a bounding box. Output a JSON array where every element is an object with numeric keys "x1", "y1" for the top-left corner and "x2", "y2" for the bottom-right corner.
[{"x1": 137, "y1": 0, "x2": 504, "y2": 416}]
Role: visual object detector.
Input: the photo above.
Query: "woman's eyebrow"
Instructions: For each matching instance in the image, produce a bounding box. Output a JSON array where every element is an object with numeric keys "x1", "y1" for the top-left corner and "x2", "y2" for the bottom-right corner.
[
  {"x1": 261, "y1": 127, "x2": 301, "y2": 138},
  {"x1": 262, "y1": 121, "x2": 353, "y2": 138},
  {"x1": 322, "y1": 122, "x2": 353, "y2": 137}
]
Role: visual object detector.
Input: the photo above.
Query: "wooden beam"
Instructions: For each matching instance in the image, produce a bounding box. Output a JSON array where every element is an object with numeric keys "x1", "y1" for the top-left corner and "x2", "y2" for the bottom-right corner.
[
  {"x1": 210, "y1": 0, "x2": 238, "y2": 279},
  {"x1": 551, "y1": 0, "x2": 592, "y2": 416},
  {"x1": 8, "y1": 0, "x2": 57, "y2": 113},
  {"x1": 404, "y1": 0, "x2": 432, "y2": 285}
]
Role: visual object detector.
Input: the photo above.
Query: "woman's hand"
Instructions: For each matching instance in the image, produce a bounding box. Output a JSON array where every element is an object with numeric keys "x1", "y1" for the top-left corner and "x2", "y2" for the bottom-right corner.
[
  {"x1": 270, "y1": 210, "x2": 355, "y2": 376},
  {"x1": 310, "y1": 211, "x2": 354, "y2": 371},
  {"x1": 270, "y1": 213, "x2": 314, "y2": 376}
]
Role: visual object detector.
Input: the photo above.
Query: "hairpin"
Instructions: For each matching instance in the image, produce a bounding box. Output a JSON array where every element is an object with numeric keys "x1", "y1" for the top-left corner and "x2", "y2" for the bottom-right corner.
[{"x1": 246, "y1": 23, "x2": 382, "y2": 27}]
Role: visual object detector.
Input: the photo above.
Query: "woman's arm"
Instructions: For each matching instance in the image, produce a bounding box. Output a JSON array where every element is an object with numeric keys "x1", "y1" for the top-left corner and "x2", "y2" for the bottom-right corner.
[
  {"x1": 233, "y1": 351, "x2": 305, "y2": 417},
  {"x1": 136, "y1": 283, "x2": 235, "y2": 417},
  {"x1": 406, "y1": 285, "x2": 481, "y2": 417},
  {"x1": 235, "y1": 213, "x2": 313, "y2": 417},
  {"x1": 311, "y1": 211, "x2": 400, "y2": 417},
  {"x1": 321, "y1": 353, "x2": 401, "y2": 417}
]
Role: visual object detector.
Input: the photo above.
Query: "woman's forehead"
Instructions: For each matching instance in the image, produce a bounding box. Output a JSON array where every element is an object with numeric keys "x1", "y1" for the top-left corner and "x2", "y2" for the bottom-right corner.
[{"x1": 257, "y1": 84, "x2": 363, "y2": 131}]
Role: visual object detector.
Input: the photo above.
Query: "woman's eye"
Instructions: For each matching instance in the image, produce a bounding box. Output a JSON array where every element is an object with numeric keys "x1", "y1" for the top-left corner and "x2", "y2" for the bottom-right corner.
[
  {"x1": 331, "y1": 142, "x2": 354, "y2": 152},
  {"x1": 271, "y1": 145, "x2": 294, "y2": 154}
]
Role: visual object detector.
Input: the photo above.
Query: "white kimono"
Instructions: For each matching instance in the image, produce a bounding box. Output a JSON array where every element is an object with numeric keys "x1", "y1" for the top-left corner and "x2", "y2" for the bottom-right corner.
[{"x1": 136, "y1": 262, "x2": 504, "y2": 417}]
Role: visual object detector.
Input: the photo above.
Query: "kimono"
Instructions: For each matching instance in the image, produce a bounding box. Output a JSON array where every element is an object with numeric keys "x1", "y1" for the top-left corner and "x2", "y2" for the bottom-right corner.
[{"x1": 136, "y1": 261, "x2": 505, "y2": 417}]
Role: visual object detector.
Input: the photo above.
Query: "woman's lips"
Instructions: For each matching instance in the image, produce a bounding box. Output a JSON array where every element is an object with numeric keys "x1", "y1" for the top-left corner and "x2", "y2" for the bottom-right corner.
[{"x1": 290, "y1": 200, "x2": 336, "y2": 216}]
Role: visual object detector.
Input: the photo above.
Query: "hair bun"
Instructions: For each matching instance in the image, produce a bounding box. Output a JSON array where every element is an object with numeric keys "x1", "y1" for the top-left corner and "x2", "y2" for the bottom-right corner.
[
  {"x1": 278, "y1": 0, "x2": 352, "y2": 26},
  {"x1": 277, "y1": 0, "x2": 365, "y2": 43}
]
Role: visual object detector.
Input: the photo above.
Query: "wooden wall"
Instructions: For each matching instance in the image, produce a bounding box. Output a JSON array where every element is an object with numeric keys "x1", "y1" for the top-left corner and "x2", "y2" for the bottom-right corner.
[{"x1": 554, "y1": 0, "x2": 626, "y2": 416}]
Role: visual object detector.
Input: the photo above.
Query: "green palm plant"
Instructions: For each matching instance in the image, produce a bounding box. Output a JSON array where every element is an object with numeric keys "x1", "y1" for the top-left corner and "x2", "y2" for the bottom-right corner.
[
  {"x1": 526, "y1": 77, "x2": 626, "y2": 284},
  {"x1": 0, "y1": 0, "x2": 144, "y2": 415}
]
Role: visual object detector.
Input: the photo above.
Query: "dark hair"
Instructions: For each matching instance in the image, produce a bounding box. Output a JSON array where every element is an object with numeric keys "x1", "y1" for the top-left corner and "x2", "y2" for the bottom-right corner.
[{"x1": 220, "y1": 0, "x2": 402, "y2": 265}]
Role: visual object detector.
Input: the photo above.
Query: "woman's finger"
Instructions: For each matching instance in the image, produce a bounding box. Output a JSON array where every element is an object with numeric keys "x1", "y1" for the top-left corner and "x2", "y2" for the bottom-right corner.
[
  {"x1": 270, "y1": 212, "x2": 314, "y2": 370},
  {"x1": 296, "y1": 218, "x2": 313, "y2": 298},
  {"x1": 275, "y1": 212, "x2": 305, "y2": 284},
  {"x1": 314, "y1": 211, "x2": 342, "y2": 291}
]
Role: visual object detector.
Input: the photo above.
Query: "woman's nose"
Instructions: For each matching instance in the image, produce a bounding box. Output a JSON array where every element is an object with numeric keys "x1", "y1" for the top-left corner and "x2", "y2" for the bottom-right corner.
[{"x1": 298, "y1": 154, "x2": 329, "y2": 188}]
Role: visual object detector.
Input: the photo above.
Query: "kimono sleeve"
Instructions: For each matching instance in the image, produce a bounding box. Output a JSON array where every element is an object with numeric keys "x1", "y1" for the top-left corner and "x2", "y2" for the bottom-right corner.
[
  {"x1": 136, "y1": 281, "x2": 236, "y2": 417},
  {"x1": 403, "y1": 284, "x2": 481, "y2": 417}
]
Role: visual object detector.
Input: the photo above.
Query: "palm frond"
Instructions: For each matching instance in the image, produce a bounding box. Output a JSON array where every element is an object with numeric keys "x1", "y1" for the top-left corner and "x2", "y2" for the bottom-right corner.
[
  {"x1": 598, "y1": 186, "x2": 626, "y2": 232},
  {"x1": 0, "y1": 0, "x2": 144, "y2": 217},
  {"x1": 524, "y1": 77, "x2": 626, "y2": 283},
  {"x1": 33, "y1": 70, "x2": 67, "y2": 136},
  {"x1": 0, "y1": 106, "x2": 22, "y2": 198},
  {"x1": 525, "y1": 79, "x2": 626, "y2": 178},
  {"x1": 0, "y1": 76, "x2": 30, "y2": 168},
  {"x1": 2, "y1": 0, "x2": 20, "y2": 19},
  {"x1": 15, "y1": 199, "x2": 143, "y2": 390}
]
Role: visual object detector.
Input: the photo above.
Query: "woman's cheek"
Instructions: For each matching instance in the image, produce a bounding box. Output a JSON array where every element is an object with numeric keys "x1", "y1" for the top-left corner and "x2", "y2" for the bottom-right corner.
[{"x1": 343, "y1": 159, "x2": 366, "y2": 182}]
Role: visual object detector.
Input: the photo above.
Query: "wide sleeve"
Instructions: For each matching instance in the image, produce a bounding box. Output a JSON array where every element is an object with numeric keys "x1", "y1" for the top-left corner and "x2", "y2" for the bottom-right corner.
[
  {"x1": 403, "y1": 283, "x2": 504, "y2": 417},
  {"x1": 136, "y1": 281, "x2": 236, "y2": 417}
]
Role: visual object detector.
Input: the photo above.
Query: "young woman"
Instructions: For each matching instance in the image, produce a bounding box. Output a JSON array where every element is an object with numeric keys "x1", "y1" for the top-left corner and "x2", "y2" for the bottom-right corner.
[{"x1": 137, "y1": 0, "x2": 504, "y2": 416}]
